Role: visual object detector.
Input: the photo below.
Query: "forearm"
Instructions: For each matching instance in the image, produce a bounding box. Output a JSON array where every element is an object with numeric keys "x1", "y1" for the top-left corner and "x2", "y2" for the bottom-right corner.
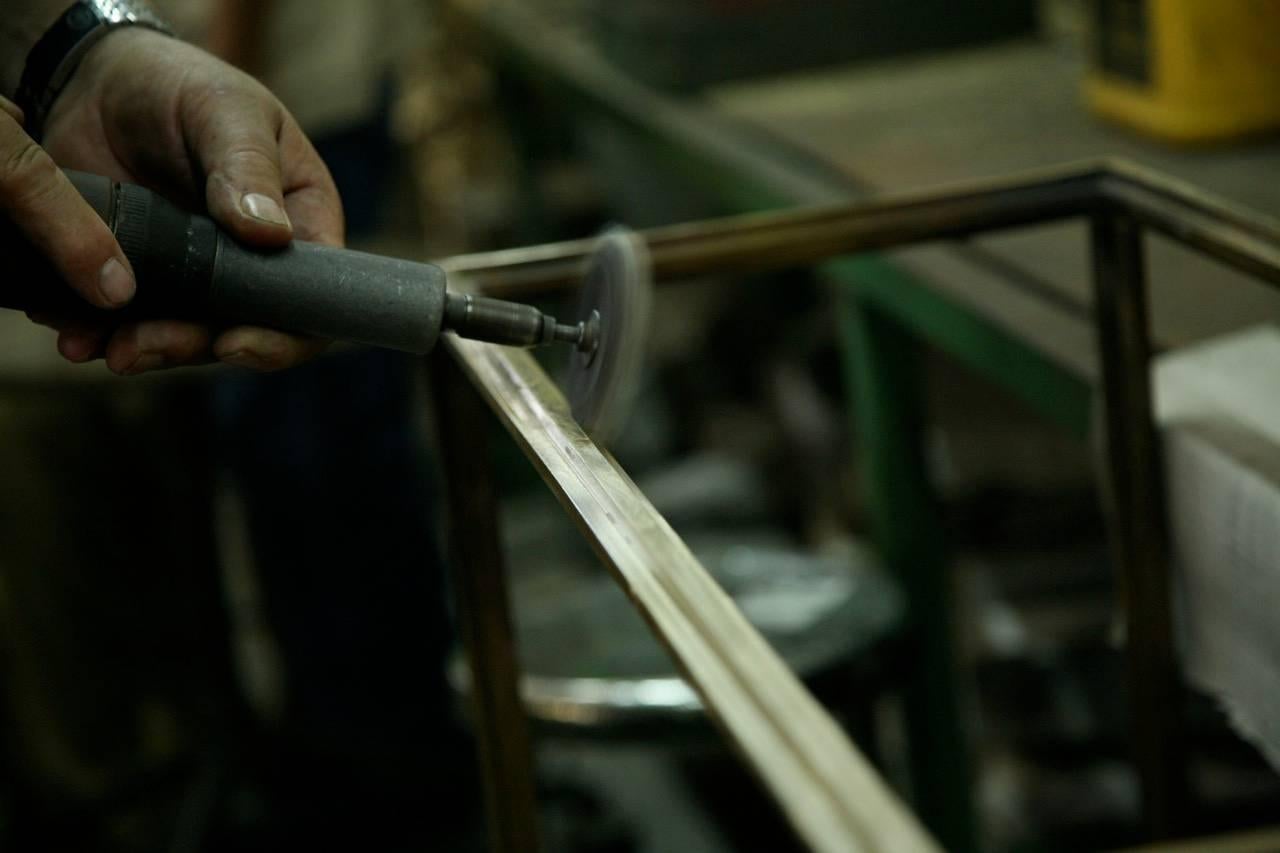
[{"x1": 0, "y1": 0, "x2": 67, "y2": 96}]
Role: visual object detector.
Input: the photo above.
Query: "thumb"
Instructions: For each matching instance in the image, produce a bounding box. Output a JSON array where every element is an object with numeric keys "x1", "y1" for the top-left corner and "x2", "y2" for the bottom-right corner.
[
  {"x1": 194, "y1": 94, "x2": 294, "y2": 247},
  {"x1": 0, "y1": 106, "x2": 135, "y2": 309}
]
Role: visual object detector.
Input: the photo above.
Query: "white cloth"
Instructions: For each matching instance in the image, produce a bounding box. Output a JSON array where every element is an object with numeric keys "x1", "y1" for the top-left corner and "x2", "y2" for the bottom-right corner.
[{"x1": 1156, "y1": 325, "x2": 1280, "y2": 770}]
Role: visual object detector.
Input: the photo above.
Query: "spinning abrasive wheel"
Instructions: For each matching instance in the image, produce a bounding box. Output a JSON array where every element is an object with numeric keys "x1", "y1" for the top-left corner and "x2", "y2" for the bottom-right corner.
[{"x1": 564, "y1": 228, "x2": 652, "y2": 443}]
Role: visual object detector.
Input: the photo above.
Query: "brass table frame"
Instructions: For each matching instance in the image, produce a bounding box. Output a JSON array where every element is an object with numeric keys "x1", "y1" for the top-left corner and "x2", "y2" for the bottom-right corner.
[{"x1": 431, "y1": 160, "x2": 1280, "y2": 852}]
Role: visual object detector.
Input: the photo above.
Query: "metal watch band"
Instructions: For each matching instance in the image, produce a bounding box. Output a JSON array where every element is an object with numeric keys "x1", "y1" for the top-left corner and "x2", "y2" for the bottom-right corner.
[{"x1": 15, "y1": 0, "x2": 172, "y2": 141}]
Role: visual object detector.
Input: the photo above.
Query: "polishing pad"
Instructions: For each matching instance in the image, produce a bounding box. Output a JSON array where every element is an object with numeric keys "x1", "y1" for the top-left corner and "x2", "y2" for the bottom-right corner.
[{"x1": 565, "y1": 227, "x2": 652, "y2": 443}]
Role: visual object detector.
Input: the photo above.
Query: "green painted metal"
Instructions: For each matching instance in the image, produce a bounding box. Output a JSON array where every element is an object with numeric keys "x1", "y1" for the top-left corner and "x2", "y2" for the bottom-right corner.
[
  {"x1": 833, "y1": 256, "x2": 1093, "y2": 437},
  {"x1": 837, "y1": 289, "x2": 979, "y2": 853},
  {"x1": 599, "y1": 127, "x2": 993, "y2": 851},
  {"x1": 573, "y1": 115, "x2": 1095, "y2": 440},
  {"x1": 637, "y1": 135, "x2": 991, "y2": 851}
]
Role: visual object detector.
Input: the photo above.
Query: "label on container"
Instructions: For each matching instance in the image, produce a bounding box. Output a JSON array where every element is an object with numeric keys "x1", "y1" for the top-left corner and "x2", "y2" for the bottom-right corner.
[{"x1": 1091, "y1": 0, "x2": 1151, "y2": 85}]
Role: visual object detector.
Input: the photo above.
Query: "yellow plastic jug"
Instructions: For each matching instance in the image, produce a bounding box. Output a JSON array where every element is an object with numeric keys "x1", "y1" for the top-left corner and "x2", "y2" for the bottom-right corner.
[{"x1": 1086, "y1": 0, "x2": 1280, "y2": 143}]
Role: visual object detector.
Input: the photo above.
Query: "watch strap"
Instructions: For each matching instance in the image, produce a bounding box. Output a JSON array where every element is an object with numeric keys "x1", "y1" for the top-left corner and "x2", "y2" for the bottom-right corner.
[{"x1": 15, "y1": 0, "x2": 171, "y2": 141}]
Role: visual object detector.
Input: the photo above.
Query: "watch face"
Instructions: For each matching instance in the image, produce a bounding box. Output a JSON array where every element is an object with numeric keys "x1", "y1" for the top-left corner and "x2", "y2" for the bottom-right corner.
[{"x1": 67, "y1": 4, "x2": 101, "y2": 31}]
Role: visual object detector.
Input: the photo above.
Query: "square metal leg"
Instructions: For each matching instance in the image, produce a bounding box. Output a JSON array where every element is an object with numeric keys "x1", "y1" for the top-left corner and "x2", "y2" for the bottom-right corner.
[
  {"x1": 839, "y1": 287, "x2": 978, "y2": 853},
  {"x1": 1090, "y1": 213, "x2": 1186, "y2": 838},
  {"x1": 431, "y1": 352, "x2": 541, "y2": 853}
]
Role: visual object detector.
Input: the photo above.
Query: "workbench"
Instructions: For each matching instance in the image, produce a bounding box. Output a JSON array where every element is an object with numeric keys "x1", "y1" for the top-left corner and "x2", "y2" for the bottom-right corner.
[
  {"x1": 710, "y1": 39, "x2": 1280, "y2": 358},
  {"x1": 453, "y1": 3, "x2": 1280, "y2": 850}
]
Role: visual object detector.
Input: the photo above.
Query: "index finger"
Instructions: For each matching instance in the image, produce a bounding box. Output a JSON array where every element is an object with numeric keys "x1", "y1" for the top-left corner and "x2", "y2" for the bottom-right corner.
[
  {"x1": 0, "y1": 109, "x2": 136, "y2": 310},
  {"x1": 0, "y1": 96, "x2": 22, "y2": 124}
]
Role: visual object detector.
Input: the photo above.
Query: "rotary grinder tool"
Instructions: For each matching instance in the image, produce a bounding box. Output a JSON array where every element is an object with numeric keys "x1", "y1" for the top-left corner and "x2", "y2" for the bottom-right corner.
[{"x1": 1, "y1": 170, "x2": 651, "y2": 436}]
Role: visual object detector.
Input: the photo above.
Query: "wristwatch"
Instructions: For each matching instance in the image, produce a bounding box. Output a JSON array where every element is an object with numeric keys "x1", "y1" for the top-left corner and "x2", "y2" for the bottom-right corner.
[{"x1": 16, "y1": 0, "x2": 172, "y2": 141}]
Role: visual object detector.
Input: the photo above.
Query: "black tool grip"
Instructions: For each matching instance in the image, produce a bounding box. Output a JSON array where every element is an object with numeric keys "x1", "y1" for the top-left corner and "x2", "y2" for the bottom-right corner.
[
  {"x1": 0, "y1": 170, "x2": 448, "y2": 353},
  {"x1": 3, "y1": 171, "x2": 220, "y2": 320}
]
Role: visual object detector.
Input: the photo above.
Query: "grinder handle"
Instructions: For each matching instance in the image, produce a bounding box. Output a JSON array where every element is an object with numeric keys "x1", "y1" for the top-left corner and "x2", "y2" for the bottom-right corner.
[
  {"x1": 0, "y1": 170, "x2": 450, "y2": 353},
  {"x1": 1, "y1": 171, "x2": 216, "y2": 320}
]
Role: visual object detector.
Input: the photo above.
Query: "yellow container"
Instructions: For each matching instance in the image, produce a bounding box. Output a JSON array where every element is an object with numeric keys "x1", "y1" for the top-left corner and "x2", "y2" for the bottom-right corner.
[{"x1": 1085, "y1": 0, "x2": 1280, "y2": 143}]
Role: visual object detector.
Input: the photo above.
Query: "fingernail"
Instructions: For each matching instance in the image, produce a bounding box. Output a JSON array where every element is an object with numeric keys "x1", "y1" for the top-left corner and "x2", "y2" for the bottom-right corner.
[
  {"x1": 58, "y1": 334, "x2": 95, "y2": 363},
  {"x1": 241, "y1": 193, "x2": 291, "y2": 228},
  {"x1": 99, "y1": 257, "x2": 135, "y2": 307},
  {"x1": 220, "y1": 350, "x2": 270, "y2": 370},
  {"x1": 124, "y1": 352, "x2": 166, "y2": 375}
]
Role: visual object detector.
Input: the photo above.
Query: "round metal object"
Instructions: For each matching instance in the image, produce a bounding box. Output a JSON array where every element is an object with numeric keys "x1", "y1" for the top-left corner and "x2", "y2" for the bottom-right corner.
[
  {"x1": 564, "y1": 227, "x2": 652, "y2": 443},
  {"x1": 448, "y1": 530, "x2": 904, "y2": 735}
]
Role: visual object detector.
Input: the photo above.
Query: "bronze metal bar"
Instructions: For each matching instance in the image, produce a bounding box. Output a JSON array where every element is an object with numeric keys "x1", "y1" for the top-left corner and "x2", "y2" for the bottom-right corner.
[
  {"x1": 1099, "y1": 170, "x2": 1280, "y2": 289},
  {"x1": 459, "y1": 0, "x2": 1280, "y2": 297},
  {"x1": 444, "y1": 163, "x2": 1104, "y2": 298},
  {"x1": 431, "y1": 157, "x2": 1280, "y2": 848},
  {"x1": 1090, "y1": 214, "x2": 1184, "y2": 837},
  {"x1": 430, "y1": 352, "x2": 541, "y2": 853},
  {"x1": 442, "y1": 161, "x2": 1280, "y2": 301},
  {"x1": 439, "y1": 326, "x2": 940, "y2": 853}
]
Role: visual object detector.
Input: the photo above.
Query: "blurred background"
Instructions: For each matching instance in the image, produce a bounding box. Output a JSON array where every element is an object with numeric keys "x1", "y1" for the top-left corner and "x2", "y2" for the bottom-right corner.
[{"x1": 4, "y1": 1, "x2": 1280, "y2": 851}]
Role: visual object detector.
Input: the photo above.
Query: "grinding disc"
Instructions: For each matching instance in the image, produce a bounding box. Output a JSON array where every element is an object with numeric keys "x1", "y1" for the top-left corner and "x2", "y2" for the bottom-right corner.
[{"x1": 565, "y1": 227, "x2": 652, "y2": 444}]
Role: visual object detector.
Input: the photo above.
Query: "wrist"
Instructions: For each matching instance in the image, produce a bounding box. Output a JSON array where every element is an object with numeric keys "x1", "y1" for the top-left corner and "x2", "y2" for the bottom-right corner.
[
  {"x1": 43, "y1": 25, "x2": 167, "y2": 132},
  {"x1": 13, "y1": 1, "x2": 171, "y2": 139}
]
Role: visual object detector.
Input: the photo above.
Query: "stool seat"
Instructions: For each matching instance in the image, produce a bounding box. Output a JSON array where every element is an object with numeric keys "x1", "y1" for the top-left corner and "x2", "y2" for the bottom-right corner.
[{"x1": 451, "y1": 530, "x2": 904, "y2": 737}]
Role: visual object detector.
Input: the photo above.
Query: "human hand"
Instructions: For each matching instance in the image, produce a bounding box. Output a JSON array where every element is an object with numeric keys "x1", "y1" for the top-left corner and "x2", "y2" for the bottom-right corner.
[
  {"x1": 0, "y1": 92, "x2": 140, "y2": 348},
  {"x1": 26, "y1": 27, "x2": 343, "y2": 374}
]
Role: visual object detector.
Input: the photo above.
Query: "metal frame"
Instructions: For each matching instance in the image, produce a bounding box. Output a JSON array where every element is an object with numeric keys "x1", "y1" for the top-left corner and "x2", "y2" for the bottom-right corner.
[{"x1": 432, "y1": 159, "x2": 1280, "y2": 852}]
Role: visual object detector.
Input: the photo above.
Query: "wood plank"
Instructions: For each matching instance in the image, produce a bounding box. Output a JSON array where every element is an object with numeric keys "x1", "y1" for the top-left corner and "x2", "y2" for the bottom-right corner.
[{"x1": 441, "y1": 325, "x2": 939, "y2": 853}]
